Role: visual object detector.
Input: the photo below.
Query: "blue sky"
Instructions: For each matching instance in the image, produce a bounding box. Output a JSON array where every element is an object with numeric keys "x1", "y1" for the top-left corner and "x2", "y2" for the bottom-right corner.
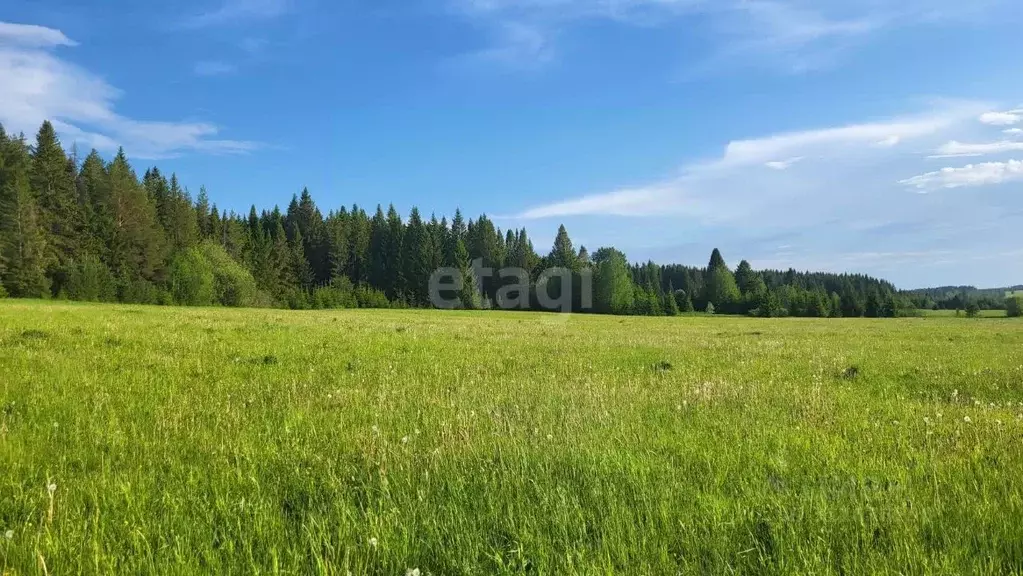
[{"x1": 2, "y1": 0, "x2": 1023, "y2": 288}]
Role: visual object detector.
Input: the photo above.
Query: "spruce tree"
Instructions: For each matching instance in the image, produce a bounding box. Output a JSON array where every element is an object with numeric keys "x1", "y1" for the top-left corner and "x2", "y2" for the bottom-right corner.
[
  {"x1": 106, "y1": 149, "x2": 166, "y2": 283},
  {"x1": 385, "y1": 205, "x2": 404, "y2": 301},
  {"x1": 0, "y1": 133, "x2": 50, "y2": 297},
  {"x1": 31, "y1": 121, "x2": 82, "y2": 279}
]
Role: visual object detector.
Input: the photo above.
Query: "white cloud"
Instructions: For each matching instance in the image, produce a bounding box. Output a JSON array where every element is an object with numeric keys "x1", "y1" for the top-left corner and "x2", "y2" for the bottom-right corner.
[
  {"x1": 1004, "y1": 128, "x2": 1023, "y2": 136},
  {"x1": 979, "y1": 110, "x2": 1022, "y2": 126},
  {"x1": 0, "y1": 21, "x2": 255, "y2": 158},
  {"x1": 899, "y1": 160, "x2": 1023, "y2": 192},
  {"x1": 183, "y1": 0, "x2": 292, "y2": 29},
  {"x1": 875, "y1": 135, "x2": 901, "y2": 147},
  {"x1": 0, "y1": 22, "x2": 77, "y2": 47},
  {"x1": 929, "y1": 140, "x2": 1023, "y2": 158},
  {"x1": 712, "y1": 112, "x2": 956, "y2": 169},
  {"x1": 512, "y1": 100, "x2": 989, "y2": 221},
  {"x1": 194, "y1": 60, "x2": 237, "y2": 76},
  {"x1": 0, "y1": 21, "x2": 257, "y2": 159},
  {"x1": 765, "y1": 156, "x2": 804, "y2": 170},
  {"x1": 516, "y1": 185, "x2": 689, "y2": 219}
]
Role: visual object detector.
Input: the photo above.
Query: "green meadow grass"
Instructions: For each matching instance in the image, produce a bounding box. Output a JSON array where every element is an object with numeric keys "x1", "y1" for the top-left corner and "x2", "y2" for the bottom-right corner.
[
  {"x1": 1, "y1": 301, "x2": 1022, "y2": 575},
  {"x1": 917, "y1": 309, "x2": 1007, "y2": 318}
]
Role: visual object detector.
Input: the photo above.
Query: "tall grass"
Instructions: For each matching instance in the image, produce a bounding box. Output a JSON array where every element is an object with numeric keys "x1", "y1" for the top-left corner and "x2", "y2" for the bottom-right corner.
[{"x1": 1, "y1": 301, "x2": 1021, "y2": 574}]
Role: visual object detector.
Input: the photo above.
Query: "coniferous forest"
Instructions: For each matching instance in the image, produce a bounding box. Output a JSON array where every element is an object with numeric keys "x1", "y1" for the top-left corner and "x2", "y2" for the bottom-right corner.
[{"x1": 0, "y1": 121, "x2": 914, "y2": 317}]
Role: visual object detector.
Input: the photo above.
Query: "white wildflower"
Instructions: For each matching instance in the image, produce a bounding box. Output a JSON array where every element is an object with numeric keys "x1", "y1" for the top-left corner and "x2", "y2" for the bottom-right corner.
[
  {"x1": 401, "y1": 436, "x2": 409, "y2": 444},
  {"x1": 4, "y1": 530, "x2": 12, "y2": 540},
  {"x1": 368, "y1": 537, "x2": 378, "y2": 548},
  {"x1": 963, "y1": 416, "x2": 972, "y2": 423},
  {"x1": 47, "y1": 483, "x2": 56, "y2": 496},
  {"x1": 406, "y1": 569, "x2": 421, "y2": 576}
]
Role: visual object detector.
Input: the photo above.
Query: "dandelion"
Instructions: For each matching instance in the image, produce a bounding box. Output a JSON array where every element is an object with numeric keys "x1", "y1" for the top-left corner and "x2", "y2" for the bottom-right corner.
[
  {"x1": 368, "y1": 537, "x2": 378, "y2": 548},
  {"x1": 4, "y1": 530, "x2": 12, "y2": 540},
  {"x1": 963, "y1": 416, "x2": 972, "y2": 423},
  {"x1": 47, "y1": 483, "x2": 57, "y2": 496}
]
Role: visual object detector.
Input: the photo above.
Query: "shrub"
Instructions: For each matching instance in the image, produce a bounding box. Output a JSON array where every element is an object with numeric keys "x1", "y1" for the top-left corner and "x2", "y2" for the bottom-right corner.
[
  {"x1": 168, "y1": 248, "x2": 215, "y2": 306},
  {"x1": 64, "y1": 256, "x2": 117, "y2": 302},
  {"x1": 311, "y1": 277, "x2": 359, "y2": 310},
  {"x1": 705, "y1": 302, "x2": 716, "y2": 315},
  {"x1": 199, "y1": 242, "x2": 263, "y2": 307},
  {"x1": 169, "y1": 242, "x2": 267, "y2": 308},
  {"x1": 355, "y1": 285, "x2": 391, "y2": 309},
  {"x1": 1007, "y1": 295, "x2": 1023, "y2": 318},
  {"x1": 118, "y1": 275, "x2": 159, "y2": 304}
]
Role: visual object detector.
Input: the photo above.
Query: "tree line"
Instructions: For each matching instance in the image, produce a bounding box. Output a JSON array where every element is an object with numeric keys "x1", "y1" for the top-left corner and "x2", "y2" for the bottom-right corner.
[
  {"x1": 1, "y1": 120, "x2": 914, "y2": 317},
  {"x1": 902, "y1": 286, "x2": 1023, "y2": 313}
]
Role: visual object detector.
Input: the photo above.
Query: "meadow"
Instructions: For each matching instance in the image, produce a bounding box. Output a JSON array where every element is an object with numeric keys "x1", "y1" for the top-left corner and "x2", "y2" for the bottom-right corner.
[{"x1": 1, "y1": 301, "x2": 1022, "y2": 575}]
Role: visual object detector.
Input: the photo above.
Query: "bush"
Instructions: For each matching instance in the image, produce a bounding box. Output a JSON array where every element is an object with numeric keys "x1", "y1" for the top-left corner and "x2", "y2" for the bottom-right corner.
[
  {"x1": 118, "y1": 275, "x2": 160, "y2": 304},
  {"x1": 311, "y1": 277, "x2": 359, "y2": 310},
  {"x1": 169, "y1": 242, "x2": 267, "y2": 308},
  {"x1": 64, "y1": 256, "x2": 117, "y2": 302},
  {"x1": 705, "y1": 302, "x2": 716, "y2": 315},
  {"x1": 1007, "y1": 295, "x2": 1023, "y2": 318},
  {"x1": 199, "y1": 242, "x2": 263, "y2": 307},
  {"x1": 355, "y1": 285, "x2": 391, "y2": 309},
  {"x1": 169, "y1": 248, "x2": 215, "y2": 306}
]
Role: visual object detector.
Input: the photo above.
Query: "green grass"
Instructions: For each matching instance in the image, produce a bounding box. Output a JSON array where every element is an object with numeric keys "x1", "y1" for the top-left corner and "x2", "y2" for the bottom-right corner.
[
  {"x1": 2, "y1": 301, "x2": 1022, "y2": 575},
  {"x1": 917, "y1": 308, "x2": 1007, "y2": 318}
]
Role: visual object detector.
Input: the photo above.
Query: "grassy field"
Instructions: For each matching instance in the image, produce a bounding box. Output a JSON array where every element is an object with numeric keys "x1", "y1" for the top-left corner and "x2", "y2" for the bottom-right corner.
[
  {"x1": 1, "y1": 301, "x2": 1022, "y2": 575},
  {"x1": 917, "y1": 309, "x2": 1007, "y2": 318}
]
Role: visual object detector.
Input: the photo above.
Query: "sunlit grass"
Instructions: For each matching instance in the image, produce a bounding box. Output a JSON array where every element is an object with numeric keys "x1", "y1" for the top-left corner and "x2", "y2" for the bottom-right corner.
[{"x1": 1, "y1": 301, "x2": 1022, "y2": 574}]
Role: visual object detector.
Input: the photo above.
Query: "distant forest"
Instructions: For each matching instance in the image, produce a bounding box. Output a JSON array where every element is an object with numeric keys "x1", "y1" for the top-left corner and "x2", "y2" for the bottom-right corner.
[
  {"x1": 0, "y1": 120, "x2": 975, "y2": 318},
  {"x1": 903, "y1": 286, "x2": 1023, "y2": 312}
]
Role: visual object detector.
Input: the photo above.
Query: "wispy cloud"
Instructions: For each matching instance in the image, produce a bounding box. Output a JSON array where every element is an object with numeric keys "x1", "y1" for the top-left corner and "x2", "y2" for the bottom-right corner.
[
  {"x1": 765, "y1": 156, "x2": 804, "y2": 170},
  {"x1": 194, "y1": 60, "x2": 238, "y2": 76},
  {"x1": 183, "y1": 0, "x2": 293, "y2": 29},
  {"x1": 0, "y1": 21, "x2": 258, "y2": 159},
  {"x1": 452, "y1": 0, "x2": 1012, "y2": 71},
  {"x1": 979, "y1": 109, "x2": 1023, "y2": 126},
  {"x1": 0, "y1": 21, "x2": 77, "y2": 47},
  {"x1": 512, "y1": 100, "x2": 994, "y2": 220},
  {"x1": 900, "y1": 159, "x2": 1023, "y2": 192},
  {"x1": 929, "y1": 140, "x2": 1023, "y2": 158}
]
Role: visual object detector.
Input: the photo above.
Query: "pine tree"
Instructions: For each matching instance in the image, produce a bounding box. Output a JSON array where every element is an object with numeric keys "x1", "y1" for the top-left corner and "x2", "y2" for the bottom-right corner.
[
  {"x1": 31, "y1": 121, "x2": 82, "y2": 279},
  {"x1": 455, "y1": 237, "x2": 480, "y2": 309},
  {"x1": 549, "y1": 224, "x2": 578, "y2": 270},
  {"x1": 107, "y1": 148, "x2": 166, "y2": 282},
  {"x1": 664, "y1": 280, "x2": 681, "y2": 316},
  {"x1": 680, "y1": 290, "x2": 695, "y2": 313},
  {"x1": 385, "y1": 205, "x2": 405, "y2": 301},
  {"x1": 368, "y1": 205, "x2": 389, "y2": 291},
  {"x1": 290, "y1": 228, "x2": 314, "y2": 290},
  {"x1": 0, "y1": 133, "x2": 50, "y2": 297},
  {"x1": 402, "y1": 207, "x2": 431, "y2": 306}
]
